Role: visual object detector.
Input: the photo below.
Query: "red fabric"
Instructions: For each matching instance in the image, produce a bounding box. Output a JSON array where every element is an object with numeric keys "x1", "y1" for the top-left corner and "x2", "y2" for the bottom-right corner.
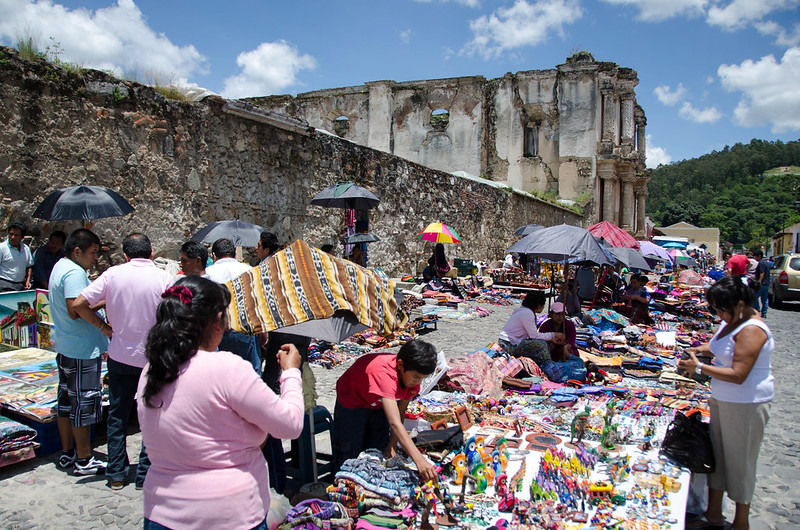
[
  {"x1": 336, "y1": 353, "x2": 419, "y2": 409},
  {"x1": 727, "y1": 254, "x2": 748, "y2": 276},
  {"x1": 587, "y1": 221, "x2": 640, "y2": 250}
]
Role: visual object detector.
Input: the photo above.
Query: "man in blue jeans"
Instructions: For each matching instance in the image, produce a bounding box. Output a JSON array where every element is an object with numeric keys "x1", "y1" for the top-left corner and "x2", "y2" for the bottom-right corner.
[
  {"x1": 75, "y1": 233, "x2": 173, "y2": 490},
  {"x1": 753, "y1": 249, "x2": 770, "y2": 318}
]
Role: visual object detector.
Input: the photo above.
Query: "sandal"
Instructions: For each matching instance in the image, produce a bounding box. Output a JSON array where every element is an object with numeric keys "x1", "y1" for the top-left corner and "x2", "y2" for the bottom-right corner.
[{"x1": 685, "y1": 514, "x2": 729, "y2": 529}]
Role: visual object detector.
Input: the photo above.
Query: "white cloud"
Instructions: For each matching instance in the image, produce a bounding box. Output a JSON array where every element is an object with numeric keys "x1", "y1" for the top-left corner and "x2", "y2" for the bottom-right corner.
[
  {"x1": 600, "y1": 0, "x2": 708, "y2": 21},
  {"x1": 400, "y1": 28, "x2": 413, "y2": 44},
  {"x1": 706, "y1": 75, "x2": 715, "y2": 83},
  {"x1": 754, "y1": 20, "x2": 800, "y2": 47},
  {"x1": 0, "y1": 0, "x2": 206, "y2": 84},
  {"x1": 221, "y1": 41, "x2": 317, "y2": 99},
  {"x1": 653, "y1": 83, "x2": 686, "y2": 105},
  {"x1": 707, "y1": 0, "x2": 800, "y2": 30},
  {"x1": 718, "y1": 47, "x2": 800, "y2": 132},
  {"x1": 463, "y1": 0, "x2": 583, "y2": 59},
  {"x1": 413, "y1": 0, "x2": 481, "y2": 7},
  {"x1": 645, "y1": 134, "x2": 672, "y2": 168},
  {"x1": 678, "y1": 101, "x2": 723, "y2": 123}
]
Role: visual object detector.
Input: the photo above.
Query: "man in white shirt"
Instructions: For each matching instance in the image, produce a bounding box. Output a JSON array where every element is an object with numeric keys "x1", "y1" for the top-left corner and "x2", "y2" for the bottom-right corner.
[
  {"x1": 205, "y1": 238, "x2": 261, "y2": 373},
  {"x1": 0, "y1": 222, "x2": 34, "y2": 292}
]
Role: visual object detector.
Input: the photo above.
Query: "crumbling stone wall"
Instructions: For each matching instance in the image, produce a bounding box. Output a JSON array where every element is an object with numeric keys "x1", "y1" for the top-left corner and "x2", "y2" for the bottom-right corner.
[{"x1": 0, "y1": 46, "x2": 581, "y2": 276}]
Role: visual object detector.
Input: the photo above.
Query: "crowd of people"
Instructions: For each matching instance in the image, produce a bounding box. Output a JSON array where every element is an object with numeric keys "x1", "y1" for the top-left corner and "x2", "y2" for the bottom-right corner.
[{"x1": 0, "y1": 222, "x2": 779, "y2": 530}]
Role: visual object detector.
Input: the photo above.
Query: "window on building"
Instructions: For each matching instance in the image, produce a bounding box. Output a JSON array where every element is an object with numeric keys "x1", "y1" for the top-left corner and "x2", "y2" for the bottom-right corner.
[
  {"x1": 333, "y1": 115, "x2": 350, "y2": 137},
  {"x1": 431, "y1": 108, "x2": 449, "y2": 131},
  {"x1": 524, "y1": 125, "x2": 539, "y2": 157}
]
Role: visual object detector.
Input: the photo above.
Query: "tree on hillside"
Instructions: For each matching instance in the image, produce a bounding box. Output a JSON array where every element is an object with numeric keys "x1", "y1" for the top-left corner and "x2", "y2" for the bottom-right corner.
[{"x1": 659, "y1": 201, "x2": 704, "y2": 226}]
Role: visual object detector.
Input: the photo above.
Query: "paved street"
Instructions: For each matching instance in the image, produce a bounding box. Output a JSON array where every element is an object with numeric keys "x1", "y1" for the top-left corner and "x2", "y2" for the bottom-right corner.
[{"x1": 1, "y1": 301, "x2": 798, "y2": 529}]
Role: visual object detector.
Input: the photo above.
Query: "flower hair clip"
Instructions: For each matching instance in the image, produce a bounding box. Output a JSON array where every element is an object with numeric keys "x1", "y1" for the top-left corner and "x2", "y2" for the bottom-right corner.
[{"x1": 163, "y1": 285, "x2": 193, "y2": 305}]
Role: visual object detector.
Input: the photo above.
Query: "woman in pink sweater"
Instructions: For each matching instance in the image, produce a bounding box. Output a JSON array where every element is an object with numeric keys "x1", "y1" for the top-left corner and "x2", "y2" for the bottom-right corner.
[{"x1": 137, "y1": 276, "x2": 305, "y2": 530}]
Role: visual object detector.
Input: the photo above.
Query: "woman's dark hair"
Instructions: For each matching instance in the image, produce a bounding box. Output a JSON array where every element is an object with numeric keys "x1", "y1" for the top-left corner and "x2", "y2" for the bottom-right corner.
[
  {"x1": 428, "y1": 243, "x2": 447, "y2": 266},
  {"x1": 397, "y1": 340, "x2": 437, "y2": 375},
  {"x1": 142, "y1": 276, "x2": 231, "y2": 407},
  {"x1": 706, "y1": 275, "x2": 758, "y2": 314},
  {"x1": 521, "y1": 290, "x2": 547, "y2": 311}
]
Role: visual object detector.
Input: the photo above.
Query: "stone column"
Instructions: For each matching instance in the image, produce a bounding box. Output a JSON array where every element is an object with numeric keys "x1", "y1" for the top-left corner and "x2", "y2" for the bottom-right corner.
[
  {"x1": 601, "y1": 90, "x2": 616, "y2": 142},
  {"x1": 366, "y1": 81, "x2": 393, "y2": 153},
  {"x1": 635, "y1": 187, "x2": 648, "y2": 239},
  {"x1": 635, "y1": 111, "x2": 647, "y2": 166},
  {"x1": 621, "y1": 176, "x2": 635, "y2": 231},
  {"x1": 597, "y1": 160, "x2": 618, "y2": 224},
  {"x1": 621, "y1": 94, "x2": 635, "y2": 147}
]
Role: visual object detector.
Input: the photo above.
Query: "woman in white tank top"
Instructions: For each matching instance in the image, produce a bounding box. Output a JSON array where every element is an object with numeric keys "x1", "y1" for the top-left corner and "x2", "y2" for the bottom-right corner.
[{"x1": 678, "y1": 275, "x2": 774, "y2": 530}]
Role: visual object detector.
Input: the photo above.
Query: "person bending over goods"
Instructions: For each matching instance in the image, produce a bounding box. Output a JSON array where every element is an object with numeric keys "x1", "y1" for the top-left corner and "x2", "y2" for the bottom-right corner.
[
  {"x1": 538, "y1": 302, "x2": 587, "y2": 382},
  {"x1": 333, "y1": 340, "x2": 438, "y2": 482}
]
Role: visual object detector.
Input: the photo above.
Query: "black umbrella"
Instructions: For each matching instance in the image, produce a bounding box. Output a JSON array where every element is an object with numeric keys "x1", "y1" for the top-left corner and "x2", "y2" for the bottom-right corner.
[
  {"x1": 605, "y1": 246, "x2": 652, "y2": 271},
  {"x1": 311, "y1": 181, "x2": 380, "y2": 210},
  {"x1": 32, "y1": 185, "x2": 134, "y2": 221},
  {"x1": 508, "y1": 224, "x2": 615, "y2": 266},
  {"x1": 514, "y1": 223, "x2": 545, "y2": 236},
  {"x1": 343, "y1": 233, "x2": 380, "y2": 244},
  {"x1": 191, "y1": 220, "x2": 265, "y2": 247}
]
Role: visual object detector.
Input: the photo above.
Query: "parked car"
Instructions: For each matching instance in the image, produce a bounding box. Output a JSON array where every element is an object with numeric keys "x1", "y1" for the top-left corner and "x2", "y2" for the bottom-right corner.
[{"x1": 768, "y1": 253, "x2": 800, "y2": 308}]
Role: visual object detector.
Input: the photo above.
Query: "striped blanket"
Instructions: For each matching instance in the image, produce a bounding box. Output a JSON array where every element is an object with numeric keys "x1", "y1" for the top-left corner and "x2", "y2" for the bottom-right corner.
[{"x1": 226, "y1": 240, "x2": 406, "y2": 337}]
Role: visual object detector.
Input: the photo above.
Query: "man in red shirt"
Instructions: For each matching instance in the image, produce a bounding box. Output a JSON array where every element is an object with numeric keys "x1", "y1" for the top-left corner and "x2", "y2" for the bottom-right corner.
[
  {"x1": 334, "y1": 340, "x2": 438, "y2": 482},
  {"x1": 727, "y1": 253, "x2": 749, "y2": 277}
]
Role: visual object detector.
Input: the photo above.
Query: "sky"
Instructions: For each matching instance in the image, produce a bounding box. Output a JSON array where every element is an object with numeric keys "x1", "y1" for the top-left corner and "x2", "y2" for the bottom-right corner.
[{"x1": 1, "y1": 0, "x2": 799, "y2": 168}]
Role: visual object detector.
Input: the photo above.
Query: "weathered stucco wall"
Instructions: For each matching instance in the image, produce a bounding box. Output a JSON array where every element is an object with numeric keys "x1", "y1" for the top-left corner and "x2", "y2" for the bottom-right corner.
[{"x1": 0, "y1": 46, "x2": 581, "y2": 276}]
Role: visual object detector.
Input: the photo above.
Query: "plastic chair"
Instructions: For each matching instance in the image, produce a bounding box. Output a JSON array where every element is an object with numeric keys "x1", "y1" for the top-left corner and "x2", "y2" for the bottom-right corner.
[{"x1": 285, "y1": 405, "x2": 335, "y2": 488}]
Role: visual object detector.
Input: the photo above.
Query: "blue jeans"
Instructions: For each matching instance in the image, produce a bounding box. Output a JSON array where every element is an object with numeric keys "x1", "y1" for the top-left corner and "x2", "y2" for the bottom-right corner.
[
  {"x1": 107, "y1": 358, "x2": 149, "y2": 485},
  {"x1": 144, "y1": 517, "x2": 268, "y2": 530},
  {"x1": 333, "y1": 400, "x2": 390, "y2": 472},
  {"x1": 754, "y1": 284, "x2": 769, "y2": 316},
  {"x1": 218, "y1": 330, "x2": 262, "y2": 375}
]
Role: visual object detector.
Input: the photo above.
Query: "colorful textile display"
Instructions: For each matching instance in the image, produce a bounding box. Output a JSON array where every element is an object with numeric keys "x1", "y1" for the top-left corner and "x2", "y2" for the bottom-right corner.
[{"x1": 226, "y1": 240, "x2": 406, "y2": 337}]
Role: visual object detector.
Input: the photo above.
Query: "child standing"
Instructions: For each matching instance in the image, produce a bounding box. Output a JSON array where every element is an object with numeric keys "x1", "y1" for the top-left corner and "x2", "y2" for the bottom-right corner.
[{"x1": 333, "y1": 340, "x2": 438, "y2": 482}]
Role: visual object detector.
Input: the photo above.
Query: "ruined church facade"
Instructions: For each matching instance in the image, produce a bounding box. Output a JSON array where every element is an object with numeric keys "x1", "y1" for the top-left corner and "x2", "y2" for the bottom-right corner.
[{"x1": 250, "y1": 54, "x2": 650, "y2": 236}]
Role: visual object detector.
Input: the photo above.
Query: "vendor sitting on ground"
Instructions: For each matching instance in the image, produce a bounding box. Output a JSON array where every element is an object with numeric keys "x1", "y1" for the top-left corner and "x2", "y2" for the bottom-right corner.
[
  {"x1": 538, "y1": 302, "x2": 588, "y2": 382},
  {"x1": 424, "y1": 243, "x2": 455, "y2": 280},
  {"x1": 557, "y1": 279, "x2": 594, "y2": 326},
  {"x1": 619, "y1": 273, "x2": 653, "y2": 325},
  {"x1": 497, "y1": 291, "x2": 570, "y2": 377}
]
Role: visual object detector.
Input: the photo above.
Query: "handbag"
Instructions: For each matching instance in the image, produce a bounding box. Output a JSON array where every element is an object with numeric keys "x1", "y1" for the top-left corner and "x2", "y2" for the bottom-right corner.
[
  {"x1": 413, "y1": 425, "x2": 463, "y2": 451},
  {"x1": 278, "y1": 499, "x2": 352, "y2": 530},
  {"x1": 659, "y1": 410, "x2": 715, "y2": 474}
]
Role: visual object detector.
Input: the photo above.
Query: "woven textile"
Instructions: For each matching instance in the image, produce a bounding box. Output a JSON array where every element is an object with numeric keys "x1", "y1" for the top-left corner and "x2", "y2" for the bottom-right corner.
[{"x1": 226, "y1": 240, "x2": 406, "y2": 336}]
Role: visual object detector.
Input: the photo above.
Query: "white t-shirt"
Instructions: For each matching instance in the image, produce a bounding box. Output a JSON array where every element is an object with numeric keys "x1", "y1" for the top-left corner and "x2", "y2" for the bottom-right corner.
[
  {"x1": 204, "y1": 257, "x2": 252, "y2": 284},
  {"x1": 709, "y1": 319, "x2": 774, "y2": 403},
  {"x1": 0, "y1": 239, "x2": 33, "y2": 283}
]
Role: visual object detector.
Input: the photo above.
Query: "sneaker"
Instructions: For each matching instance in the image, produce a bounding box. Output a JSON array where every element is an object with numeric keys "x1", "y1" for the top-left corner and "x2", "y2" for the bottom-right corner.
[
  {"x1": 134, "y1": 483, "x2": 144, "y2": 491},
  {"x1": 56, "y1": 451, "x2": 77, "y2": 470},
  {"x1": 73, "y1": 456, "x2": 107, "y2": 476},
  {"x1": 109, "y1": 480, "x2": 125, "y2": 490}
]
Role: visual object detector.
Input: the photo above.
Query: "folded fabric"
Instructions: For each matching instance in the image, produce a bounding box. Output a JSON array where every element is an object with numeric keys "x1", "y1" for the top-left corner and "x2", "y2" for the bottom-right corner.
[{"x1": 336, "y1": 450, "x2": 419, "y2": 501}]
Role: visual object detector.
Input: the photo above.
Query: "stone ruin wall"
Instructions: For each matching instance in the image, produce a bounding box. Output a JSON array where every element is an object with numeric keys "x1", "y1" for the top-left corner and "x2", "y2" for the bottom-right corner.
[{"x1": 0, "y1": 46, "x2": 581, "y2": 277}]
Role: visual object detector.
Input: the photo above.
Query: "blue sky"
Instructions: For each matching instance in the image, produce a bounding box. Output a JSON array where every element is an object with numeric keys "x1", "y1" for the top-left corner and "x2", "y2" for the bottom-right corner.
[{"x1": 1, "y1": 0, "x2": 799, "y2": 167}]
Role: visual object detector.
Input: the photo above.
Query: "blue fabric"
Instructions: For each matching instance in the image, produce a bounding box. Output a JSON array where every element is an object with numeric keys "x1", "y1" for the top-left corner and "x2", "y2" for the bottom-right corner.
[
  {"x1": 541, "y1": 355, "x2": 587, "y2": 383},
  {"x1": 218, "y1": 330, "x2": 262, "y2": 375},
  {"x1": 48, "y1": 258, "x2": 108, "y2": 359},
  {"x1": 107, "y1": 358, "x2": 149, "y2": 484}
]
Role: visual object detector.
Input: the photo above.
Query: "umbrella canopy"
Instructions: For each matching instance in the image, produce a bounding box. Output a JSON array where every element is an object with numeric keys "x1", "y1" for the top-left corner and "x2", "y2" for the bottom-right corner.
[
  {"x1": 606, "y1": 247, "x2": 652, "y2": 271},
  {"x1": 514, "y1": 223, "x2": 545, "y2": 236},
  {"x1": 669, "y1": 249, "x2": 698, "y2": 267},
  {"x1": 343, "y1": 233, "x2": 380, "y2": 244},
  {"x1": 661, "y1": 241, "x2": 687, "y2": 248},
  {"x1": 507, "y1": 224, "x2": 615, "y2": 266},
  {"x1": 310, "y1": 181, "x2": 380, "y2": 210},
  {"x1": 638, "y1": 241, "x2": 672, "y2": 262},
  {"x1": 225, "y1": 240, "x2": 406, "y2": 342},
  {"x1": 587, "y1": 221, "x2": 640, "y2": 250},
  {"x1": 416, "y1": 222, "x2": 462, "y2": 244},
  {"x1": 191, "y1": 220, "x2": 265, "y2": 247},
  {"x1": 32, "y1": 185, "x2": 134, "y2": 221}
]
